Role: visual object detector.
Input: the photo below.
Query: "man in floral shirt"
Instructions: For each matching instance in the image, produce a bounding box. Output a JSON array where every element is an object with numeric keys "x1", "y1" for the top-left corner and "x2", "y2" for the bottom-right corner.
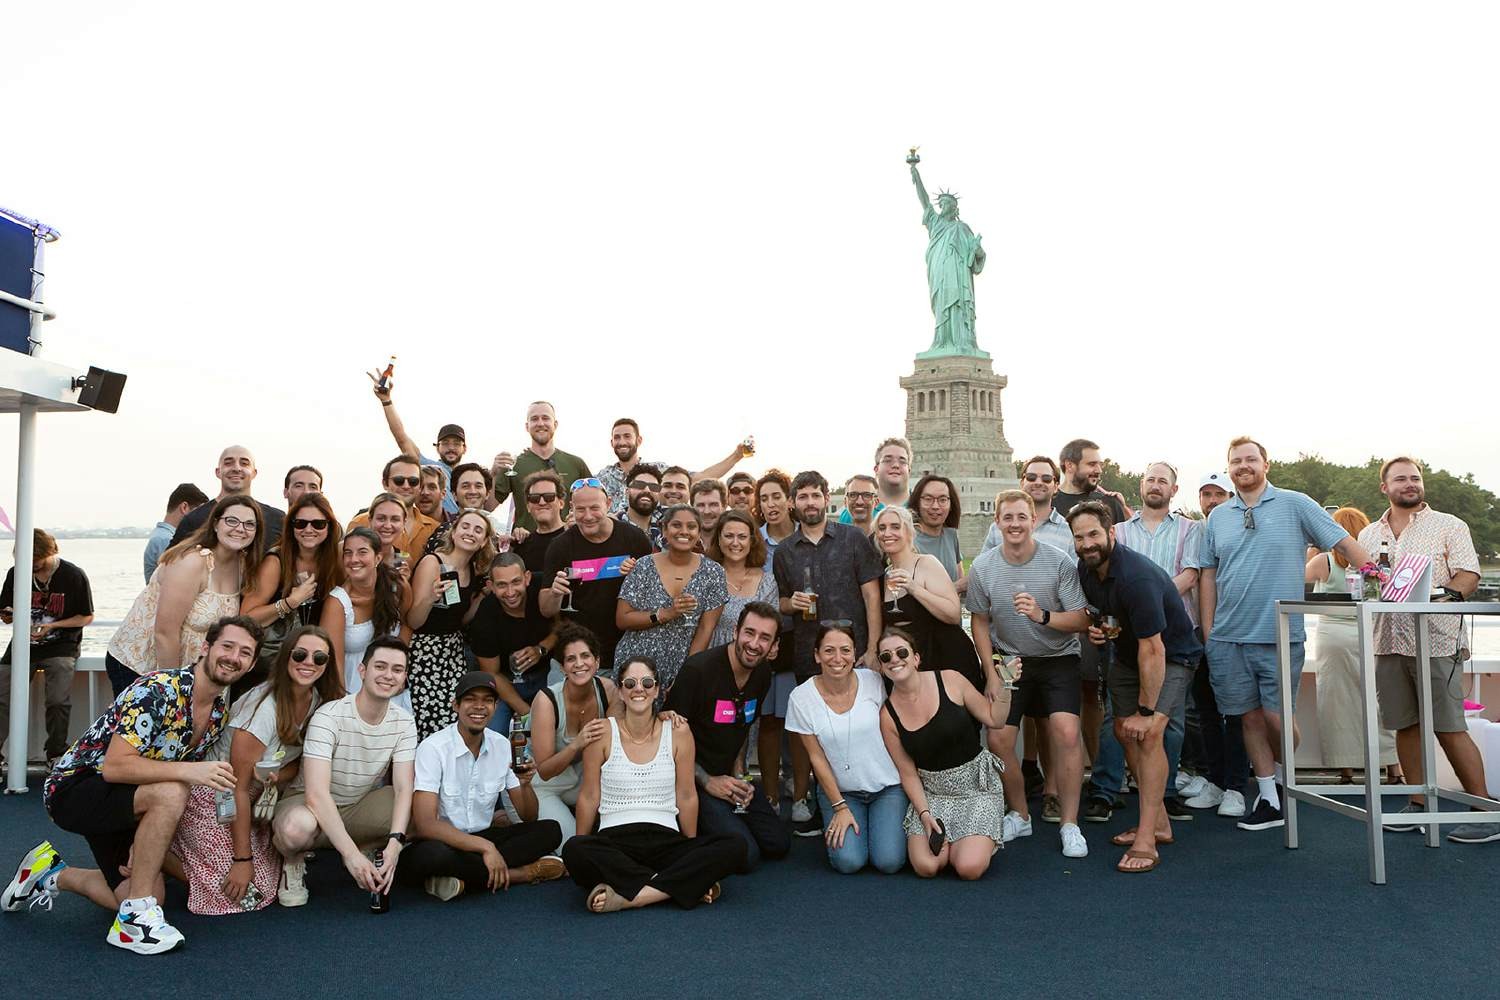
[{"x1": 3, "y1": 616, "x2": 261, "y2": 955}]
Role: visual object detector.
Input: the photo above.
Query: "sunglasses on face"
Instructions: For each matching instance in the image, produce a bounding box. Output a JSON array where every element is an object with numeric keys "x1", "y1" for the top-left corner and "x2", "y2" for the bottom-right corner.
[
  {"x1": 620, "y1": 676, "x2": 658, "y2": 690},
  {"x1": 291, "y1": 648, "x2": 330, "y2": 666},
  {"x1": 1024, "y1": 473, "x2": 1056, "y2": 483},
  {"x1": 628, "y1": 481, "x2": 662, "y2": 492},
  {"x1": 293, "y1": 518, "x2": 329, "y2": 531},
  {"x1": 878, "y1": 646, "x2": 913, "y2": 664},
  {"x1": 526, "y1": 492, "x2": 560, "y2": 505},
  {"x1": 220, "y1": 516, "x2": 257, "y2": 532},
  {"x1": 389, "y1": 476, "x2": 420, "y2": 488},
  {"x1": 571, "y1": 477, "x2": 603, "y2": 491},
  {"x1": 728, "y1": 486, "x2": 754, "y2": 495}
]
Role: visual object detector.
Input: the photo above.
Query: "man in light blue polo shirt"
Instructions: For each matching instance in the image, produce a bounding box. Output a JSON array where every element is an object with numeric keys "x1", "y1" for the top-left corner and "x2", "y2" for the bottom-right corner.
[{"x1": 1195, "y1": 437, "x2": 1371, "y2": 833}]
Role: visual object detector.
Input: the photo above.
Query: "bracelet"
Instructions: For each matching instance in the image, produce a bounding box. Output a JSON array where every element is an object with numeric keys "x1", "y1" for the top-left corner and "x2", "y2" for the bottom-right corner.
[
  {"x1": 919, "y1": 808, "x2": 931, "y2": 818},
  {"x1": 231, "y1": 856, "x2": 252, "y2": 863},
  {"x1": 830, "y1": 798, "x2": 848, "y2": 811},
  {"x1": 381, "y1": 401, "x2": 392, "y2": 407}
]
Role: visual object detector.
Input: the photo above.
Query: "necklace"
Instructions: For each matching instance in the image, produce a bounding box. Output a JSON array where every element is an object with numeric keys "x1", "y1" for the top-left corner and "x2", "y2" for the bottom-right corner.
[
  {"x1": 817, "y1": 675, "x2": 856, "y2": 772},
  {"x1": 621, "y1": 718, "x2": 657, "y2": 745}
]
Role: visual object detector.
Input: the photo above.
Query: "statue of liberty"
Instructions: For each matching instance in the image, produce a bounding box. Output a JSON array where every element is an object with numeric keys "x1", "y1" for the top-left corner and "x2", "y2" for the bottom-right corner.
[{"x1": 909, "y1": 152, "x2": 988, "y2": 359}]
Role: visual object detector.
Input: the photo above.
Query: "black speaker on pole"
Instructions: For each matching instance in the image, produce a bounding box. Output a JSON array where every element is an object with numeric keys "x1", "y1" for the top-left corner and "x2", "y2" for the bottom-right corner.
[{"x1": 76, "y1": 366, "x2": 126, "y2": 413}]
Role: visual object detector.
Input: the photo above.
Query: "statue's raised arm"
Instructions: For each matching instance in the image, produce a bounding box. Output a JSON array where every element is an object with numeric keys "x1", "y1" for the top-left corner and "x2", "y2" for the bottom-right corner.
[{"x1": 911, "y1": 163, "x2": 933, "y2": 217}]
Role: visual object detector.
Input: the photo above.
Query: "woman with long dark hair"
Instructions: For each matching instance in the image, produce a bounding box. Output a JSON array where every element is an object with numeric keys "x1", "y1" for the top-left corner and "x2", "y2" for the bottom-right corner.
[
  {"x1": 319, "y1": 527, "x2": 409, "y2": 710},
  {"x1": 242, "y1": 492, "x2": 343, "y2": 683}
]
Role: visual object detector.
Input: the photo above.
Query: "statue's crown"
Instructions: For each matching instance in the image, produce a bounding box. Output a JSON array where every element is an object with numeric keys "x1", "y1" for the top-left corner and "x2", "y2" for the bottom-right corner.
[{"x1": 936, "y1": 189, "x2": 959, "y2": 202}]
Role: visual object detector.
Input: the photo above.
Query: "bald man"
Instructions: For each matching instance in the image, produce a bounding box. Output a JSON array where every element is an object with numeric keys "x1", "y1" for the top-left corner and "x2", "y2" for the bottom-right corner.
[{"x1": 169, "y1": 445, "x2": 287, "y2": 554}]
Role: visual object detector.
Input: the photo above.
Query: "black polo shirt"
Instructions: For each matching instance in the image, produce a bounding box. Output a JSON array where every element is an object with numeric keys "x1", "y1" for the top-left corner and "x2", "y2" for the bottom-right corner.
[
  {"x1": 1078, "y1": 543, "x2": 1202, "y2": 670},
  {"x1": 771, "y1": 521, "x2": 883, "y2": 680},
  {"x1": 664, "y1": 644, "x2": 772, "y2": 777}
]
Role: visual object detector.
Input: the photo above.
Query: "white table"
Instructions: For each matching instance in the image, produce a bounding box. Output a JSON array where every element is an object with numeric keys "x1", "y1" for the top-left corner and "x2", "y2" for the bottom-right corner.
[{"x1": 1275, "y1": 600, "x2": 1500, "y2": 884}]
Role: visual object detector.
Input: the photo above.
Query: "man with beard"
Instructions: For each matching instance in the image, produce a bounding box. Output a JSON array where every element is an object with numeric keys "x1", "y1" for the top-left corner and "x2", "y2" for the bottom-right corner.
[
  {"x1": 691, "y1": 480, "x2": 727, "y2": 540},
  {"x1": 618, "y1": 464, "x2": 665, "y2": 551},
  {"x1": 491, "y1": 402, "x2": 592, "y2": 532},
  {"x1": 726, "y1": 472, "x2": 757, "y2": 512},
  {"x1": 169, "y1": 446, "x2": 287, "y2": 554},
  {"x1": 1194, "y1": 437, "x2": 1368, "y2": 832},
  {"x1": 1052, "y1": 439, "x2": 1131, "y2": 522},
  {"x1": 1357, "y1": 457, "x2": 1495, "y2": 844},
  {"x1": 839, "y1": 438, "x2": 911, "y2": 524},
  {"x1": 1069, "y1": 502, "x2": 1202, "y2": 872},
  {"x1": 348, "y1": 455, "x2": 439, "y2": 555},
  {"x1": 371, "y1": 374, "x2": 467, "y2": 517},
  {"x1": 6, "y1": 617, "x2": 260, "y2": 953},
  {"x1": 594, "y1": 418, "x2": 746, "y2": 517},
  {"x1": 773, "y1": 472, "x2": 884, "y2": 836},
  {"x1": 470, "y1": 553, "x2": 560, "y2": 735},
  {"x1": 842, "y1": 474, "x2": 880, "y2": 533},
  {"x1": 665, "y1": 602, "x2": 791, "y2": 870},
  {"x1": 415, "y1": 466, "x2": 449, "y2": 526}
]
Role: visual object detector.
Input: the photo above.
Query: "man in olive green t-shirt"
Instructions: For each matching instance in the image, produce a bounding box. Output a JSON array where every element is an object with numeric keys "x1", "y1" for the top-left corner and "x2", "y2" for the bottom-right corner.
[{"x1": 490, "y1": 401, "x2": 591, "y2": 532}]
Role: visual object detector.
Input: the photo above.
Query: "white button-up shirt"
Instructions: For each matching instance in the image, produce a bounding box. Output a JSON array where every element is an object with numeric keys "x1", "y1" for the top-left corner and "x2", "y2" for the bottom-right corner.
[{"x1": 413, "y1": 724, "x2": 519, "y2": 834}]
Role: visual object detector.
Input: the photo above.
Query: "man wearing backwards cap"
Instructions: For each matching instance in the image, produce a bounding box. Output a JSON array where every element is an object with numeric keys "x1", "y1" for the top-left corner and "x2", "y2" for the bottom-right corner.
[
  {"x1": 370, "y1": 368, "x2": 469, "y2": 515},
  {"x1": 401, "y1": 672, "x2": 566, "y2": 901}
]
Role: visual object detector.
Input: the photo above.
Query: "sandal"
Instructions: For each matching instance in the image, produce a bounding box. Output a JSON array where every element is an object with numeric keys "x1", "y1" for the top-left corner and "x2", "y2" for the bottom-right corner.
[
  {"x1": 700, "y1": 882, "x2": 722, "y2": 905},
  {"x1": 587, "y1": 883, "x2": 628, "y2": 913},
  {"x1": 1116, "y1": 848, "x2": 1159, "y2": 873},
  {"x1": 1110, "y1": 827, "x2": 1173, "y2": 847}
]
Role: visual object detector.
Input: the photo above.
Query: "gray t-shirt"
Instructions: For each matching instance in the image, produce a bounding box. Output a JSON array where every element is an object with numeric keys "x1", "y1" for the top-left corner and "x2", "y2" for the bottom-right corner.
[
  {"x1": 965, "y1": 541, "x2": 1084, "y2": 657},
  {"x1": 913, "y1": 527, "x2": 962, "y2": 581}
]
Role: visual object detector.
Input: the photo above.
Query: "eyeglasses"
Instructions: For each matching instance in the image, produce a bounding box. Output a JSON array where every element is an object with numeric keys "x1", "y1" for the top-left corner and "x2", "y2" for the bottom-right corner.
[
  {"x1": 291, "y1": 648, "x2": 330, "y2": 666},
  {"x1": 845, "y1": 491, "x2": 877, "y2": 502},
  {"x1": 628, "y1": 481, "x2": 662, "y2": 492},
  {"x1": 878, "y1": 646, "x2": 914, "y2": 664},
  {"x1": 571, "y1": 477, "x2": 604, "y2": 491},
  {"x1": 389, "y1": 476, "x2": 420, "y2": 488},
  {"x1": 292, "y1": 518, "x2": 329, "y2": 531},
  {"x1": 920, "y1": 495, "x2": 951, "y2": 505},
  {"x1": 1024, "y1": 473, "x2": 1056, "y2": 483},
  {"x1": 526, "y1": 492, "x2": 560, "y2": 505},
  {"x1": 620, "y1": 676, "x2": 658, "y2": 690},
  {"x1": 1243, "y1": 507, "x2": 1255, "y2": 531},
  {"x1": 220, "y1": 516, "x2": 257, "y2": 532}
]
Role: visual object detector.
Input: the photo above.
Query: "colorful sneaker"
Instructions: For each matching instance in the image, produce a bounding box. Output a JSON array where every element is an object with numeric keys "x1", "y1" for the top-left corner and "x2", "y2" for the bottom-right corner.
[
  {"x1": 3, "y1": 841, "x2": 65, "y2": 912},
  {"x1": 278, "y1": 856, "x2": 309, "y2": 907},
  {"x1": 107, "y1": 897, "x2": 184, "y2": 955}
]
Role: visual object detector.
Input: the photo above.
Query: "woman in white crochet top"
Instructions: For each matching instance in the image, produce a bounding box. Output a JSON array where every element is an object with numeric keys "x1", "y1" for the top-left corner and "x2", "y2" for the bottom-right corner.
[{"x1": 562, "y1": 655, "x2": 747, "y2": 913}]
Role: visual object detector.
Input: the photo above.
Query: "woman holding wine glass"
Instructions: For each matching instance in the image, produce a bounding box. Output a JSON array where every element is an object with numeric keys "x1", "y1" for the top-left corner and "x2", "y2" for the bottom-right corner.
[
  {"x1": 562, "y1": 655, "x2": 747, "y2": 913},
  {"x1": 364, "y1": 492, "x2": 414, "y2": 581},
  {"x1": 786, "y1": 622, "x2": 908, "y2": 874},
  {"x1": 406, "y1": 509, "x2": 494, "y2": 739},
  {"x1": 319, "y1": 527, "x2": 410, "y2": 710},
  {"x1": 528, "y1": 626, "x2": 620, "y2": 845},
  {"x1": 613, "y1": 505, "x2": 727, "y2": 691},
  {"x1": 872, "y1": 506, "x2": 983, "y2": 689}
]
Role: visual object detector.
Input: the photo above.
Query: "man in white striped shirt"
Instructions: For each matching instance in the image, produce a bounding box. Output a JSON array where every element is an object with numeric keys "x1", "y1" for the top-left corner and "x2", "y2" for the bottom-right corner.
[{"x1": 271, "y1": 636, "x2": 417, "y2": 907}]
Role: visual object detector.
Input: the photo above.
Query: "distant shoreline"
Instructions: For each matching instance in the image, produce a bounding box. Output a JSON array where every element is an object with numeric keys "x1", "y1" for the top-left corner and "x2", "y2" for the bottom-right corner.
[{"x1": 0, "y1": 532, "x2": 150, "y2": 541}]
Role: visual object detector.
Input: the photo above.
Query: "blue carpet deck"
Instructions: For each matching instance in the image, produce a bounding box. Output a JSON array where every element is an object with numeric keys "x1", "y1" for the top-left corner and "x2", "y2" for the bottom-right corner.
[{"x1": 0, "y1": 788, "x2": 1494, "y2": 999}]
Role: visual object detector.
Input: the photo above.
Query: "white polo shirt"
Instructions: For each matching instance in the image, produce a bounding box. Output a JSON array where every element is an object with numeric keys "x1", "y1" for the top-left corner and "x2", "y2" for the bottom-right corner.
[{"x1": 413, "y1": 723, "x2": 520, "y2": 834}]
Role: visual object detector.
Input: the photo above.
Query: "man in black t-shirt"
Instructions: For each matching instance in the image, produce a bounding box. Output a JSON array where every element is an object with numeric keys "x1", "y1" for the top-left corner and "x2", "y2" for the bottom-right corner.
[
  {"x1": 510, "y1": 470, "x2": 568, "y2": 605},
  {"x1": 468, "y1": 554, "x2": 559, "y2": 735},
  {"x1": 1051, "y1": 438, "x2": 1131, "y2": 523},
  {"x1": 170, "y1": 447, "x2": 293, "y2": 555},
  {"x1": 1, "y1": 531, "x2": 95, "y2": 763},
  {"x1": 539, "y1": 480, "x2": 651, "y2": 668},
  {"x1": 664, "y1": 602, "x2": 789, "y2": 871}
]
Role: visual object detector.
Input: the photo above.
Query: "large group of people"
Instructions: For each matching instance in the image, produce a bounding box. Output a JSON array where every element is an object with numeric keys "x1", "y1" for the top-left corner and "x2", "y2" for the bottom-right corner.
[{"x1": 1, "y1": 379, "x2": 1496, "y2": 955}]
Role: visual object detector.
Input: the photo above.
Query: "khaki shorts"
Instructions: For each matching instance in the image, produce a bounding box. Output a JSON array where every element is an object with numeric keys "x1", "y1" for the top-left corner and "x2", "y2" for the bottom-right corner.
[
  {"x1": 274, "y1": 785, "x2": 396, "y2": 848},
  {"x1": 1375, "y1": 653, "x2": 1467, "y2": 733}
]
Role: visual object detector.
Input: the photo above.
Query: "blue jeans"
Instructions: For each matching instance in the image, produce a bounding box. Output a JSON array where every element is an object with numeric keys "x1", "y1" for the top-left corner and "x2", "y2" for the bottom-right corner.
[
  {"x1": 1090, "y1": 695, "x2": 1186, "y2": 800},
  {"x1": 490, "y1": 674, "x2": 549, "y2": 734},
  {"x1": 815, "y1": 785, "x2": 908, "y2": 874}
]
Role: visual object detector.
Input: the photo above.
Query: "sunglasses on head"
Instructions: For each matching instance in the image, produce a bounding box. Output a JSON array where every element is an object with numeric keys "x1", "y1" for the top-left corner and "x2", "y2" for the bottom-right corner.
[
  {"x1": 389, "y1": 475, "x2": 420, "y2": 488},
  {"x1": 877, "y1": 646, "x2": 913, "y2": 664},
  {"x1": 1024, "y1": 473, "x2": 1056, "y2": 483},
  {"x1": 292, "y1": 518, "x2": 329, "y2": 531},
  {"x1": 291, "y1": 648, "x2": 330, "y2": 666},
  {"x1": 526, "y1": 492, "x2": 559, "y2": 505},
  {"x1": 571, "y1": 477, "x2": 604, "y2": 491},
  {"x1": 620, "y1": 675, "x2": 658, "y2": 690}
]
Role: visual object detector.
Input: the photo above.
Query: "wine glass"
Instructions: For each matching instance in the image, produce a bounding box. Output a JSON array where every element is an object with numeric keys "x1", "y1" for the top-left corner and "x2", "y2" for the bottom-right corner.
[
  {"x1": 993, "y1": 652, "x2": 1021, "y2": 692},
  {"x1": 733, "y1": 770, "x2": 753, "y2": 814},
  {"x1": 508, "y1": 650, "x2": 527, "y2": 687},
  {"x1": 885, "y1": 561, "x2": 905, "y2": 612},
  {"x1": 560, "y1": 566, "x2": 580, "y2": 613}
]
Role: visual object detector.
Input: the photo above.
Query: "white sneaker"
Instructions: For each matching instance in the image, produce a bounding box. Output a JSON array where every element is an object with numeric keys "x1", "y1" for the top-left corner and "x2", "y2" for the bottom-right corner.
[
  {"x1": 1217, "y1": 789, "x2": 1246, "y2": 818},
  {"x1": 1186, "y1": 781, "x2": 1224, "y2": 809},
  {"x1": 790, "y1": 799, "x2": 813, "y2": 823},
  {"x1": 1178, "y1": 774, "x2": 1208, "y2": 798},
  {"x1": 1060, "y1": 822, "x2": 1088, "y2": 858},
  {"x1": 107, "y1": 897, "x2": 184, "y2": 955},
  {"x1": 424, "y1": 876, "x2": 464, "y2": 901},
  {"x1": 278, "y1": 856, "x2": 309, "y2": 907},
  {"x1": 1002, "y1": 810, "x2": 1033, "y2": 843}
]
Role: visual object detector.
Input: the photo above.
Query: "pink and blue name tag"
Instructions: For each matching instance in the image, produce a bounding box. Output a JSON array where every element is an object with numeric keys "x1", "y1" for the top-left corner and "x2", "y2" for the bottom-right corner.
[
  {"x1": 570, "y1": 556, "x2": 629, "y2": 582},
  {"x1": 713, "y1": 699, "x2": 758, "y2": 725}
]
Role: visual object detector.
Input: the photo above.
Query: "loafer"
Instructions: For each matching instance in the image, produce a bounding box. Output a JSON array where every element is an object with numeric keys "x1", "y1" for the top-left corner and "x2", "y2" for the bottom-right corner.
[
  {"x1": 1083, "y1": 796, "x2": 1115, "y2": 823},
  {"x1": 1041, "y1": 794, "x2": 1061, "y2": 824}
]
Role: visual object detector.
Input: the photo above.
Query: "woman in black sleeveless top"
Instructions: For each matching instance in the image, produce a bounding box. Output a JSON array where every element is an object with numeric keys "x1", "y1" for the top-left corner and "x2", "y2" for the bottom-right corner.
[{"x1": 878, "y1": 626, "x2": 1012, "y2": 880}]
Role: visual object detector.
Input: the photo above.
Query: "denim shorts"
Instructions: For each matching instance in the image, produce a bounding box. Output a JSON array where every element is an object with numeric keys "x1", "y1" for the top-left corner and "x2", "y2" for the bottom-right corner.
[{"x1": 1204, "y1": 639, "x2": 1304, "y2": 716}]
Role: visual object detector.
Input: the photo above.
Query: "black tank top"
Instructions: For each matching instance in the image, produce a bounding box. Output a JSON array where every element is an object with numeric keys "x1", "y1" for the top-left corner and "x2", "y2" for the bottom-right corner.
[
  {"x1": 415, "y1": 553, "x2": 478, "y2": 635},
  {"x1": 884, "y1": 673, "x2": 980, "y2": 771}
]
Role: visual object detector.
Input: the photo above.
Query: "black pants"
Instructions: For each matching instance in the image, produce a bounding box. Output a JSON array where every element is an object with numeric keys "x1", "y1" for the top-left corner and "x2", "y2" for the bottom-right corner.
[
  {"x1": 696, "y1": 783, "x2": 790, "y2": 872},
  {"x1": 561, "y1": 823, "x2": 746, "y2": 909},
  {"x1": 397, "y1": 820, "x2": 561, "y2": 888}
]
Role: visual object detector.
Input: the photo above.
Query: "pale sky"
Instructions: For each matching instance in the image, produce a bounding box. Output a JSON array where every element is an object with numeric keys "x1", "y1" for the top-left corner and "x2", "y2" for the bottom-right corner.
[{"x1": 3, "y1": 2, "x2": 1497, "y2": 528}]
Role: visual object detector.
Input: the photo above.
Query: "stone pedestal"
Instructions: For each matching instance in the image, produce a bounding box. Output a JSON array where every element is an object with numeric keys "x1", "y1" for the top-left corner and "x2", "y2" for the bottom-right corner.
[{"x1": 900, "y1": 355, "x2": 1018, "y2": 557}]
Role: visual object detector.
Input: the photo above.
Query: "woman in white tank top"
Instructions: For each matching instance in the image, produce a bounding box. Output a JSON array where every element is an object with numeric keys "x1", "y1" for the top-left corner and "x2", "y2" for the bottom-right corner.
[{"x1": 561, "y1": 654, "x2": 747, "y2": 913}]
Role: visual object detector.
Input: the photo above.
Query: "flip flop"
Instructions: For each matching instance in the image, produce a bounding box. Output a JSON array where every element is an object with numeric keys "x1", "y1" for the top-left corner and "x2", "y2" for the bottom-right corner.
[
  {"x1": 1117, "y1": 849, "x2": 1159, "y2": 873},
  {"x1": 587, "y1": 883, "x2": 628, "y2": 913},
  {"x1": 1110, "y1": 827, "x2": 1173, "y2": 847},
  {"x1": 700, "y1": 882, "x2": 722, "y2": 905}
]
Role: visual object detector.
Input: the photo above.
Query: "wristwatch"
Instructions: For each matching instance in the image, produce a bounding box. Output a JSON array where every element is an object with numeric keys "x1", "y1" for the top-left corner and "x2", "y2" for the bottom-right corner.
[
  {"x1": 1039, "y1": 608, "x2": 1051, "y2": 626},
  {"x1": 1136, "y1": 704, "x2": 1155, "y2": 718},
  {"x1": 387, "y1": 831, "x2": 409, "y2": 846},
  {"x1": 649, "y1": 610, "x2": 660, "y2": 626}
]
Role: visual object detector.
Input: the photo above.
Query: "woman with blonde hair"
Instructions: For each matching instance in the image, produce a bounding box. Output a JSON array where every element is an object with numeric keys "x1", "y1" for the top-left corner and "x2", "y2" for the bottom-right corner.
[
  {"x1": 872, "y1": 506, "x2": 983, "y2": 690},
  {"x1": 1306, "y1": 506, "x2": 1401, "y2": 783}
]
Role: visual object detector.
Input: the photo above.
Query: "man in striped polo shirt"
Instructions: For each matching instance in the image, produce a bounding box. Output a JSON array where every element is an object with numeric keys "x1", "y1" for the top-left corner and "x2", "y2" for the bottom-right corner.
[{"x1": 1195, "y1": 437, "x2": 1371, "y2": 832}]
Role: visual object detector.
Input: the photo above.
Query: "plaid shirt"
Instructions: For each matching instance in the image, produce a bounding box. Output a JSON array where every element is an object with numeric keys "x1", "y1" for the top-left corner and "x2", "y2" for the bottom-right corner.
[{"x1": 1357, "y1": 505, "x2": 1480, "y2": 657}]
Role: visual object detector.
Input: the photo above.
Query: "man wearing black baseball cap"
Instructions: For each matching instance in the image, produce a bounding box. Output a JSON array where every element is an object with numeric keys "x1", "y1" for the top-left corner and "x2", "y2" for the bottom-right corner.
[
  {"x1": 400, "y1": 672, "x2": 565, "y2": 900},
  {"x1": 370, "y1": 372, "x2": 469, "y2": 516}
]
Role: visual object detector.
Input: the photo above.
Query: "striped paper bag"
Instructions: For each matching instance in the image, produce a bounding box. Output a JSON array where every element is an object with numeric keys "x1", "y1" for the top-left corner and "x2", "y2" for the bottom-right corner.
[{"x1": 1381, "y1": 553, "x2": 1431, "y2": 602}]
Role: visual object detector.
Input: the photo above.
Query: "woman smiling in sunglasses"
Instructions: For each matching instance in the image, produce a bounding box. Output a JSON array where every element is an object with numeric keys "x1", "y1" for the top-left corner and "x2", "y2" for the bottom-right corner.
[
  {"x1": 243, "y1": 494, "x2": 343, "y2": 685},
  {"x1": 170, "y1": 625, "x2": 343, "y2": 915},
  {"x1": 877, "y1": 626, "x2": 1011, "y2": 879}
]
